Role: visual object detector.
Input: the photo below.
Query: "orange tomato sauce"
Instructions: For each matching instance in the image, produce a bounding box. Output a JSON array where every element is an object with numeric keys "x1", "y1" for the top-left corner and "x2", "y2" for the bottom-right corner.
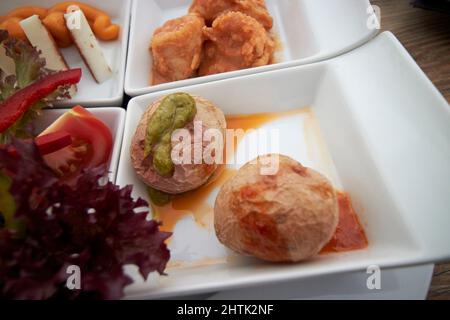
[
  {"x1": 151, "y1": 167, "x2": 237, "y2": 234},
  {"x1": 152, "y1": 110, "x2": 368, "y2": 253}
]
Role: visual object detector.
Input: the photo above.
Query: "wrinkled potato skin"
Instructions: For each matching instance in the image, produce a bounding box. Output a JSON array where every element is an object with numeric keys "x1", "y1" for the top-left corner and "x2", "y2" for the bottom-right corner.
[
  {"x1": 131, "y1": 95, "x2": 226, "y2": 194},
  {"x1": 214, "y1": 154, "x2": 339, "y2": 262}
]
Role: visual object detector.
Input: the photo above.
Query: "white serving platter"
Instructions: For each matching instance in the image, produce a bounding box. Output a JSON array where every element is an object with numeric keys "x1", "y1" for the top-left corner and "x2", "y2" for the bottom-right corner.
[
  {"x1": 0, "y1": 0, "x2": 131, "y2": 107},
  {"x1": 117, "y1": 31, "x2": 450, "y2": 299},
  {"x1": 125, "y1": 0, "x2": 378, "y2": 96},
  {"x1": 35, "y1": 107, "x2": 126, "y2": 183},
  {"x1": 207, "y1": 264, "x2": 434, "y2": 300}
]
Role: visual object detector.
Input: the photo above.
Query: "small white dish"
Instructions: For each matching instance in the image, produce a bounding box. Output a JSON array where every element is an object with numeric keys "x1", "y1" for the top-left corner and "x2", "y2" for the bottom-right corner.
[
  {"x1": 0, "y1": 0, "x2": 131, "y2": 107},
  {"x1": 125, "y1": 0, "x2": 378, "y2": 96},
  {"x1": 117, "y1": 31, "x2": 450, "y2": 299},
  {"x1": 36, "y1": 107, "x2": 126, "y2": 183}
]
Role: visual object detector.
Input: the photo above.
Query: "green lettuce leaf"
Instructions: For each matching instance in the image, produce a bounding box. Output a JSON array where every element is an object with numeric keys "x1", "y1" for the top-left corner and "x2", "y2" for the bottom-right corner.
[
  {"x1": 3, "y1": 36, "x2": 47, "y2": 88},
  {"x1": 0, "y1": 70, "x2": 16, "y2": 102},
  {"x1": 0, "y1": 33, "x2": 71, "y2": 143}
]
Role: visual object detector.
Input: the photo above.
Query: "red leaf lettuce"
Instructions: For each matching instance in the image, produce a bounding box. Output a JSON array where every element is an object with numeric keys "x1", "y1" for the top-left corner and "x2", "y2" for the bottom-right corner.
[{"x1": 0, "y1": 139, "x2": 171, "y2": 299}]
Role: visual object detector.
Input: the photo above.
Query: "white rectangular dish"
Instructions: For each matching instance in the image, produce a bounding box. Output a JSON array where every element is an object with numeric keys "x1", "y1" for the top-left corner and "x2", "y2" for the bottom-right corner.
[
  {"x1": 0, "y1": 0, "x2": 131, "y2": 107},
  {"x1": 125, "y1": 0, "x2": 378, "y2": 96},
  {"x1": 117, "y1": 31, "x2": 450, "y2": 299},
  {"x1": 208, "y1": 264, "x2": 434, "y2": 300},
  {"x1": 35, "y1": 107, "x2": 126, "y2": 182}
]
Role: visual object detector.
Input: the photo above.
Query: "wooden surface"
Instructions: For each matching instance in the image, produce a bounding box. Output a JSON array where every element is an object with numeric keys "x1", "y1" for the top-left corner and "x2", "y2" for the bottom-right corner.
[{"x1": 372, "y1": 0, "x2": 450, "y2": 300}]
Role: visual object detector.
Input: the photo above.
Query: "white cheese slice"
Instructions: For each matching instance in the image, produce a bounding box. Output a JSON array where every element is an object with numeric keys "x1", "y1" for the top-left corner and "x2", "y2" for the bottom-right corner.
[
  {"x1": 0, "y1": 44, "x2": 15, "y2": 76},
  {"x1": 64, "y1": 8, "x2": 112, "y2": 83},
  {"x1": 20, "y1": 15, "x2": 77, "y2": 96}
]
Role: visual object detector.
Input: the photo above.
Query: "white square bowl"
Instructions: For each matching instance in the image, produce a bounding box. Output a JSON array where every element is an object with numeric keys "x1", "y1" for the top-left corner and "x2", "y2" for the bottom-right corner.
[
  {"x1": 117, "y1": 32, "x2": 450, "y2": 299},
  {"x1": 35, "y1": 107, "x2": 126, "y2": 183},
  {"x1": 125, "y1": 0, "x2": 378, "y2": 96},
  {"x1": 0, "y1": 0, "x2": 131, "y2": 107}
]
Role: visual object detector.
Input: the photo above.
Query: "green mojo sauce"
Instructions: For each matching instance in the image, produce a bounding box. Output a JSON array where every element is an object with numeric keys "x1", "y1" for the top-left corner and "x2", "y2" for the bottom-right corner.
[{"x1": 144, "y1": 93, "x2": 196, "y2": 177}]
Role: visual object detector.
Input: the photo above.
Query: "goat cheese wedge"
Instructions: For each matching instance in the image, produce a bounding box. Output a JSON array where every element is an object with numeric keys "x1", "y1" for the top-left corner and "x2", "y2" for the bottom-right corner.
[
  {"x1": 20, "y1": 15, "x2": 77, "y2": 96},
  {"x1": 64, "y1": 8, "x2": 112, "y2": 83}
]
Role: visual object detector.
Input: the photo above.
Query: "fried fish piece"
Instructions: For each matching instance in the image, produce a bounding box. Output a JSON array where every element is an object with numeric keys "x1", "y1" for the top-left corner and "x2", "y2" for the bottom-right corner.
[
  {"x1": 189, "y1": 0, "x2": 273, "y2": 29},
  {"x1": 198, "y1": 11, "x2": 274, "y2": 76},
  {"x1": 150, "y1": 14, "x2": 205, "y2": 85}
]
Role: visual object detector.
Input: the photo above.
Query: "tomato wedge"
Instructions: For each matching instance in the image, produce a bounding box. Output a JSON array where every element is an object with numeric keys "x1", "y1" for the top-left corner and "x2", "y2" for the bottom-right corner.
[{"x1": 39, "y1": 105, "x2": 113, "y2": 181}]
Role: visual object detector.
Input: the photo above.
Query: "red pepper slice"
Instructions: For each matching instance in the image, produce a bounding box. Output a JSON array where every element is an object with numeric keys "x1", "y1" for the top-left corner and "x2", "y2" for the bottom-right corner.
[
  {"x1": 35, "y1": 131, "x2": 72, "y2": 156},
  {"x1": 2, "y1": 131, "x2": 73, "y2": 157},
  {"x1": 0, "y1": 68, "x2": 82, "y2": 133}
]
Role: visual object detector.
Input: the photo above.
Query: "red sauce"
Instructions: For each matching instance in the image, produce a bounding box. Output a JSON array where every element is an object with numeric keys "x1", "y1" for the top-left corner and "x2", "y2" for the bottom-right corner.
[
  {"x1": 321, "y1": 192, "x2": 368, "y2": 253},
  {"x1": 152, "y1": 112, "x2": 369, "y2": 254},
  {"x1": 152, "y1": 167, "x2": 237, "y2": 235}
]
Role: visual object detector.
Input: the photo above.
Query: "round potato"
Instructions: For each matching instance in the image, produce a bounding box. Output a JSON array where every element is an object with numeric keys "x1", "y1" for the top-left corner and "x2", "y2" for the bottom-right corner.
[
  {"x1": 130, "y1": 95, "x2": 226, "y2": 194},
  {"x1": 214, "y1": 154, "x2": 339, "y2": 262}
]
